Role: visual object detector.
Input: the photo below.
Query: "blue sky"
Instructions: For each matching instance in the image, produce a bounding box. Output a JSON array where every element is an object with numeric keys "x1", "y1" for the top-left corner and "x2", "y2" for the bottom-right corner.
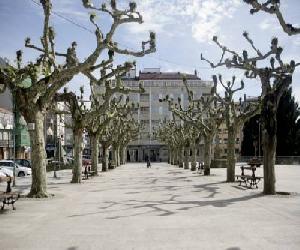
[{"x1": 0, "y1": 0, "x2": 299, "y2": 102}]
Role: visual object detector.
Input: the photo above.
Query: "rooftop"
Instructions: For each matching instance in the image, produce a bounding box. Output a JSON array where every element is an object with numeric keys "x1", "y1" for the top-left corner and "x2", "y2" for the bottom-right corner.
[{"x1": 139, "y1": 72, "x2": 200, "y2": 81}]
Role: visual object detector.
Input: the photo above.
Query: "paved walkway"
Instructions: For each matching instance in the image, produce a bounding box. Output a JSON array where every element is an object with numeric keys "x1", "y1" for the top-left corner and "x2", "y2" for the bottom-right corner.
[{"x1": 0, "y1": 163, "x2": 300, "y2": 250}]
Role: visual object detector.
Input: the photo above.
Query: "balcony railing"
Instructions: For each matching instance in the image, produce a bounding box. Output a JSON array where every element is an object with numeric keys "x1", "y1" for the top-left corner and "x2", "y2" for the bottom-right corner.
[{"x1": 0, "y1": 140, "x2": 13, "y2": 147}]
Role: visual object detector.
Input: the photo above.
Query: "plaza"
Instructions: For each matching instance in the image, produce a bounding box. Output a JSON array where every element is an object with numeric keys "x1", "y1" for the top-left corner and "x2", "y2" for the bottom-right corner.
[
  {"x1": 1, "y1": 163, "x2": 299, "y2": 250},
  {"x1": 1, "y1": 1, "x2": 300, "y2": 249}
]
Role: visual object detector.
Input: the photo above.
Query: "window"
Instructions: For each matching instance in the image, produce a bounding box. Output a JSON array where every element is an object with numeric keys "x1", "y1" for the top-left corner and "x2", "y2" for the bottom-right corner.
[{"x1": 3, "y1": 132, "x2": 8, "y2": 140}]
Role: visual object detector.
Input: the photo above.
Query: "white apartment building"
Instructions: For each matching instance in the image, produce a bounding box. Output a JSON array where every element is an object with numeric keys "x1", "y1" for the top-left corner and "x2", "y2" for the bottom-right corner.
[{"x1": 121, "y1": 68, "x2": 213, "y2": 162}]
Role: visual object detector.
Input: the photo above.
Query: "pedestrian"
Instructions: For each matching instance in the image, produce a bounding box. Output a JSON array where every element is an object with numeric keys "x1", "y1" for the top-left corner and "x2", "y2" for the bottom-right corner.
[{"x1": 147, "y1": 158, "x2": 151, "y2": 168}]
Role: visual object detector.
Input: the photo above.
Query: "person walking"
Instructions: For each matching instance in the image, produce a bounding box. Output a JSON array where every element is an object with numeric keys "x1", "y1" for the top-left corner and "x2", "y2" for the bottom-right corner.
[{"x1": 147, "y1": 158, "x2": 151, "y2": 168}]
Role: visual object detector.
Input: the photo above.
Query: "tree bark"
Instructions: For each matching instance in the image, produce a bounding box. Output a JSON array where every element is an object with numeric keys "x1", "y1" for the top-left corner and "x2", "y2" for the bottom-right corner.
[
  {"x1": 111, "y1": 146, "x2": 116, "y2": 169},
  {"x1": 227, "y1": 126, "x2": 237, "y2": 182},
  {"x1": 174, "y1": 148, "x2": 178, "y2": 165},
  {"x1": 71, "y1": 128, "x2": 83, "y2": 183},
  {"x1": 184, "y1": 147, "x2": 189, "y2": 169},
  {"x1": 178, "y1": 147, "x2": 184, "y2": 168},
  {"x1": 203, "y1": 135, "x2": 213, "y2": 175},
  {"x1": 116, "y1": 145, "x2": 120, "y2": 167},
  {"x1": 170, "y1": 148, "x2": 174, "y2": 165},
  {"x1": 120, "y1": 145, "x2": 126, "y2": 165},
  {"x1": 28, "y1": 110, "x2": 48, "y2": 198},
  {"x1": 191, "y1": 143, "x2": 197, "y2": 171},
  {"x1": 102, "y1": 144, "x2": 109, "y2": 172},
  {"x1": 262, "y1": 95, "x2": 277, "y2": 195},
  {"x1": 90, "y1": 133, "x2": 99, "y2": 175}
]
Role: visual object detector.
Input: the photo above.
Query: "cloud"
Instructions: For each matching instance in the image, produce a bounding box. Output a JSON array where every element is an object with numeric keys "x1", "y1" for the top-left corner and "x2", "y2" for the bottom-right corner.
[
  {"x1": 259, "y1": 18, "x2": 281, "y2": 32},
  {"x1": 293, "y1": 37, "x2": 300, "y2": 46},
  {"x1": 126, "y1": 0, "x2": 241, "y2": 43},
  {"x1": 51, "y1": 0, "x2": 88, "y2": 21}
]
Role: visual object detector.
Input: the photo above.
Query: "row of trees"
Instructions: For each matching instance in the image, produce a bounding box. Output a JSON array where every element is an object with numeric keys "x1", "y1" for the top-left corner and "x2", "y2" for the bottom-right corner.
[
  {"x1": 0, "y1": 0, "x2": 156, "y2": 197},
  {"x1": 157, "y1": 76, "x2": 259, "y2": 181},
  {"x1": 157, "y1": 0, "x2": 299, "y2": 195}
]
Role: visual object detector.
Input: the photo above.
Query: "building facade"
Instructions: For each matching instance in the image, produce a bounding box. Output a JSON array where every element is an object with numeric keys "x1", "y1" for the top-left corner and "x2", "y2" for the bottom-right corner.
[{"x1": 120, "y1": 68, "x2": 213, "y2": 162}]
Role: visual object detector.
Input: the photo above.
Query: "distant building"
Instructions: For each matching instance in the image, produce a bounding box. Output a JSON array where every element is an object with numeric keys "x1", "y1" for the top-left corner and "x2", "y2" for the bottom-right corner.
[
  {"x1": 96, "y1": 68, "x2": 213, "y2": 162},
  {"x1": 0, "y1": 108, "x2": 13, "y2": 159}
]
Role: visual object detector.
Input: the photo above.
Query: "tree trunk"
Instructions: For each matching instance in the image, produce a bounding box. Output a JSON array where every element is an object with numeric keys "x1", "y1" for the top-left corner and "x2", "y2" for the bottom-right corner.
[
  {"x1": 191, "y1": 143, "x2": 197, "y2": 171},
  {"x1": 178, "y1": 147, "x2": 184, "y2": 168},
  {"x1": 28, "y1": 110, "x2": 48, "y2": 198},
  {"x1": 203, "y1": 135, "x2": 213, "y2": 175},
  {"x1": 174, "y1": 148, "x2": 178, "y2": 165},
  {"x1": 116, "y1": 145, "x2": 120, "y2": 167},
  {"x1": 262, "y1": 97, "x2": 277, "y2": 195},
  {"x1": 90, "y1": 133, "x2": 99, "y2": 176},
  {"x1": 111, "y1": 146, "x2": 116, "y2": 169},
  {"x1": 120, "y1": 145, "x2": 126, "y2": 165},
  {"x1": 102, "y1": 144, "x2": 109, "y2": 172},
  {"x1": 170, "y1": 149, "x2": 174, "y2": 165},
  {"x1": 226, "y1": 126, "x2": 236, "y2": 182},
  {"x1": 71, "y1": 128, "x2": 83, "y2": 183},
  {"x1": 184, "y1": 147, "x2": 189, "y2": 169}
]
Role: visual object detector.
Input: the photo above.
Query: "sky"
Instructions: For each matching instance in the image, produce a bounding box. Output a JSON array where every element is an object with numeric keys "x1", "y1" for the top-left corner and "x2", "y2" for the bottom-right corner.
[{"x1": 0, "y1": 0, "x2": 299, "y2": 102}]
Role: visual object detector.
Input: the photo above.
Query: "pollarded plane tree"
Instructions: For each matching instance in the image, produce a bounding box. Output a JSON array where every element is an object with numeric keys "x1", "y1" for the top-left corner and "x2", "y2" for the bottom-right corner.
[
  {"x1": 110, "y1": 110, "x2": 141, "y2": 167},
  {"x1": 155, "y1": 120, "x2": 178, "y2": 165},
  {"x1": 0, "y1": 0, "x2": 155, "y2": 197},
  {"x1": 172, "y1": 123, "x2": 190, "y2": 168},
  {"x1": 99, "y1": 124, "x2": 114, "y2": 171},
  {"x1": 84, "y1": 62, "x2": 145, "y2": 175},
  {"x1": 213, "y1": 75, "x2": 261, "y2": 182},
  {"x1": 169, "y1": 78, "x2": 223, "y2": 175},
  {"x1": 158, "y1": 96, "x2": 199, "y2": 169},
  {"x1": 0, "y1": 0, "x2": 102, "y2": 197},
  {"x1": 243, "y1": 0, "x2": 300, "y2": 36},
  {"x1": 55, "y1": 83, "x2": 138, "y2": 182},
  {"x1": 201, "y1": 32, "x2": 299, "y2": 194},
  {"x1": 98, "y1": 107, "x2": 133, "y2": 171},
  {"x1": 172, "y1": 122, "x2": 192, "y2": 168},
  {"x1": 118, "y1": 117, "x2": 141, "y2": 165}
]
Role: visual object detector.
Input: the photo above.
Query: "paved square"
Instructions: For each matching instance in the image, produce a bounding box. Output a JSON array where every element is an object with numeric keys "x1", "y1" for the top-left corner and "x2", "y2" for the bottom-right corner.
[{"x1": 0, "y1": 163, "x2": 300, "y2": 250}]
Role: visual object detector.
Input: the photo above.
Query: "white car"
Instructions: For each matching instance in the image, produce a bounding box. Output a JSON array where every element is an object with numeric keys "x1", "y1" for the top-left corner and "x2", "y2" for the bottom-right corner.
[
  {"x1": 0, "y1": 160, "x2": 31, "y2": 177},
  {"x1": 0, "y1": 166, "x2": 14, "y2": 177}
]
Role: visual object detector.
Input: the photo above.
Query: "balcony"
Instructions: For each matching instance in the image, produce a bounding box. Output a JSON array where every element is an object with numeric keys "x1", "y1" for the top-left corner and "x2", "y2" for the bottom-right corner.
[{"x1": 0, "y1": 140, "x2": 13, "y2": 147}]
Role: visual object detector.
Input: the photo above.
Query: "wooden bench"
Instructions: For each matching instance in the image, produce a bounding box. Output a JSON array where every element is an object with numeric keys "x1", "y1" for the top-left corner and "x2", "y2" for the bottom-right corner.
[
  {"x1": 0, "y1": 176, "x2": 19, "y2": 210},
  {"x1": 235, "y1": 166, "x2": 263, "y2": 189}
]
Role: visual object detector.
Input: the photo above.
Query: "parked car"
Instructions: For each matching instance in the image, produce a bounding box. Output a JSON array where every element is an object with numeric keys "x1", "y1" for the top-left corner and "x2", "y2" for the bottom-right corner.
[
  {"x1": 0, "y1": 166, "x2": 14, "y2": 177},
  {"x1": 0, "y1": 160, "x2": 31, "y2": 177},
  {"x1": 14, "y1": 159, "x2": 31, "y2": 168}
]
